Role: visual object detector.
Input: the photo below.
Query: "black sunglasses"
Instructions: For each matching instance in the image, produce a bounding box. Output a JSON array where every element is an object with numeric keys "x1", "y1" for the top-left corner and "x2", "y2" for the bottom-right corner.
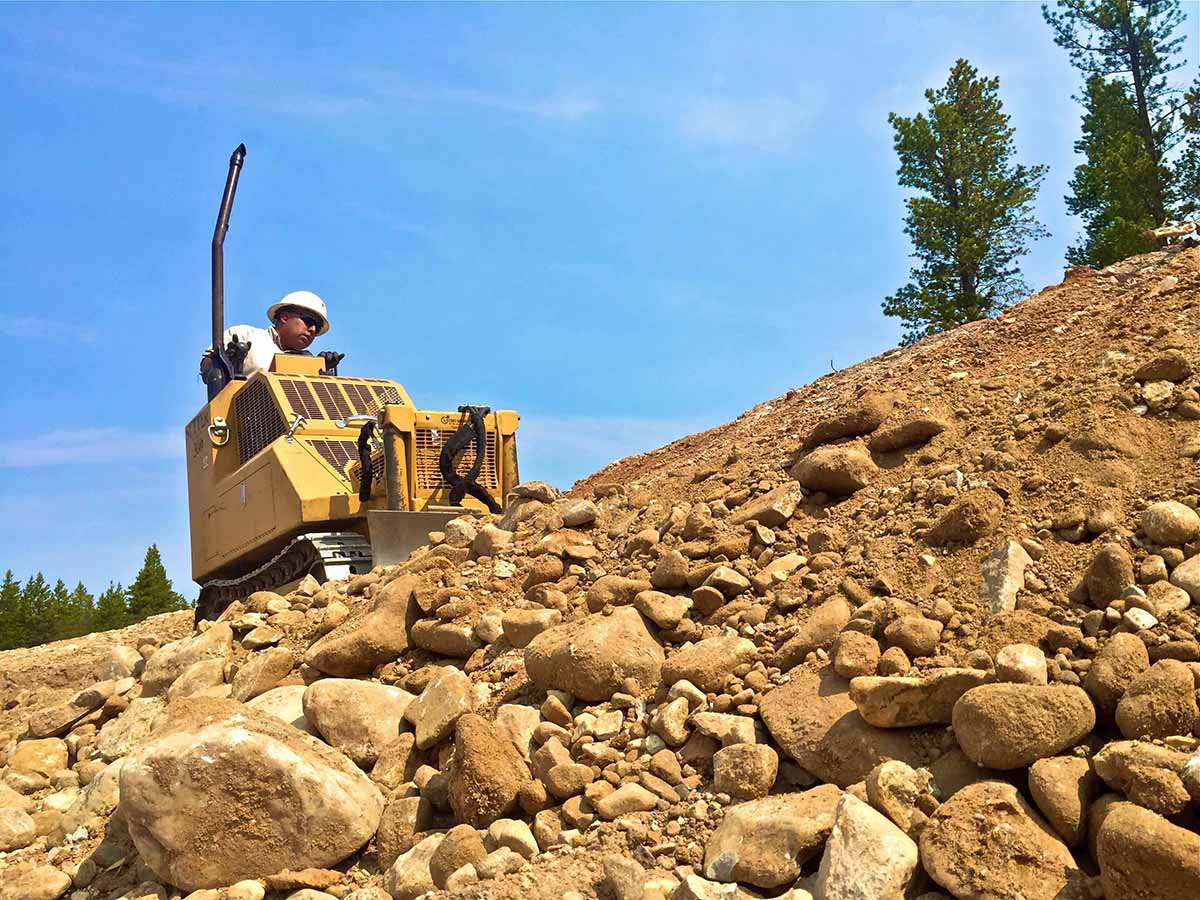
[{"x1": 287, "y1": 310, "x2": 322, "y2": 330}]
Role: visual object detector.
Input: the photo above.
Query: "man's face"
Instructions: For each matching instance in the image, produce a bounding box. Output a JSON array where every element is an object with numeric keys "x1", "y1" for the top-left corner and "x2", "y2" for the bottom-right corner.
[{"x1": 275, "y1": 308, "x2": 320, "y2": 351}]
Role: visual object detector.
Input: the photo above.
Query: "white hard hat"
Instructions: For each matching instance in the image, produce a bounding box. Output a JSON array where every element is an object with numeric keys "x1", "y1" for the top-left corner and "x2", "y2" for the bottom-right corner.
[{"x1": 267, "y1": 290, "x2": 330, "y2": 336}]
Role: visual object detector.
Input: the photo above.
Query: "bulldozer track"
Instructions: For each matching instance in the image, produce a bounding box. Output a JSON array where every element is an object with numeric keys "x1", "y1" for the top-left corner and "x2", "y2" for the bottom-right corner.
[{"x1": 194, "y1": 531, "x2": 371, "y2": 624}]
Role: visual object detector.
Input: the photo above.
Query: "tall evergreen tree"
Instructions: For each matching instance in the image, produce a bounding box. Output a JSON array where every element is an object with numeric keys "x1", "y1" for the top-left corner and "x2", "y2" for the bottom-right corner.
[
  {"x1": 125, "y1": 545, "x2": 187, "y2": 623},
  {"x1": 1067, "y1": 75, "x2": 1167, "y2": 264},
  {"x1": 0, "y1": 571, "x2": 21, "y2": 651},
  {"x1": 92, "y1": 582, "x2": 129, "y2": 633},
  {"x1": 44, "y1": 579, "x2": 71, "y2": 644},
  {"x1": 1174, "y1": 79, "x2": 1200, "y2": 217},
  {"x1": 55, "y1": 582, "x2": 95, "y2": 641},
  {"x1": 19, "y1": 574, "x2": 53, "y2": 647},
  {"x1": 1043, "y1": 1, "x2": 1192, "y2": 262},
  {"x1": 883, "y1": 60, "x2": 1048, "y2": 345}
]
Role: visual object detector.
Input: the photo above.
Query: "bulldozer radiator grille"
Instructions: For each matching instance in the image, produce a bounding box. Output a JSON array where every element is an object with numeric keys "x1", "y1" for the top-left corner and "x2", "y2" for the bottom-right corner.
[
  {"x1": 279, "y1": 377, "x2": 405, "y2": 421},
  {"x1": 280, "y1": 379, "x2": 326, "y2": 421},
  {"x1": 233, "y1": 380, "x2": 286, "y2": 465},
  {"x1": 311, "y1": 380, "x2": 351, "y2": 421},
  {"x1": 343, "y1": 382, "x2": 376, "y2": 414},
  {"x1": 414, "y1": 428, "x2": 499, "y2": 492},
  {"x1": 309, "y1": 439, "x2": 358, "y2": 479}
]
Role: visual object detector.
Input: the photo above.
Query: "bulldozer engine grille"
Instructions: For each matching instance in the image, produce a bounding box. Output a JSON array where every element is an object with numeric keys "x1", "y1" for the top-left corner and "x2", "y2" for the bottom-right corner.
[
  {"x1": 279, "y1": 377, "x2": 405, "y2": 421},
  {"x1": 309, "y1": 439, "x2": 359, "y2": 478},
  {"x1": 233, "y1": 380, "x2": 286, "y2": 465},
  {"x1": 342, "y1": 382, "x2": 376, "y2": 414},
  {"x1": 312, "y1": 380, "x2": 352, "y2": 421},
  {"x1": 280, "y1": 379, "x2": 326, "y2": 421},
  {"x1": 414, "y1": 427, "x2": 499, "y2": 492}
]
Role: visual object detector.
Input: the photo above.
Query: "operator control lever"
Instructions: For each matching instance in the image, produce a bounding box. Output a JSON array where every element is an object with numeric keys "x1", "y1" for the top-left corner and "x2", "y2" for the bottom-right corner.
[
  {"x1": 225, "y1": 335, "x2": 251, "y2": 378},
  {"x1": 320, "y1": 350, "x2": 346, "y2": 376}
]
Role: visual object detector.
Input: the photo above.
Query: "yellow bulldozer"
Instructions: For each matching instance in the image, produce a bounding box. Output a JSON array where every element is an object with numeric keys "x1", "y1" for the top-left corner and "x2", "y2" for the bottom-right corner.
[{"x1": 187, "y1": 145, "x2": 519, "y2": 621}]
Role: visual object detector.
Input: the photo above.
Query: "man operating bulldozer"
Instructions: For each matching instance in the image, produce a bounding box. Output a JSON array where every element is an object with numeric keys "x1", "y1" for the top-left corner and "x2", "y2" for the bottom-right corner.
[{"x1": 200, "y1": 290, "x2": 330, "y2": 379}]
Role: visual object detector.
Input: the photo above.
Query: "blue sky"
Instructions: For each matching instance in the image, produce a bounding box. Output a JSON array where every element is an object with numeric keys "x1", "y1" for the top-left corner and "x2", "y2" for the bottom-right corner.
[{"x1": 1, "y1": 2, "x2": 1196, "y2": 598}]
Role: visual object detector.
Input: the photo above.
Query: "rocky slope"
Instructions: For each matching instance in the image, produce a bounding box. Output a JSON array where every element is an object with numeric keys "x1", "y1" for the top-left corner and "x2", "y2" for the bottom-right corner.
[{"x1": 2, "y1": 246, "x2": 1199, "y2": 900}]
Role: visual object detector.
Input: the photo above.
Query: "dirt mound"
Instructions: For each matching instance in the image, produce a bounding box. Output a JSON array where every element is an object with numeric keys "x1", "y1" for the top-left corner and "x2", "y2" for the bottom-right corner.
[{"x1": 2, "y1": 247, "x2": 1199, "y2": 899}]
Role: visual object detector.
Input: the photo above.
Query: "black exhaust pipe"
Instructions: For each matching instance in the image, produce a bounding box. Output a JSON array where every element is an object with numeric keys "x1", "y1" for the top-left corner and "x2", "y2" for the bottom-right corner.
[{"x1": 206, "y1": 143, "x2": 246, "y2": 400}]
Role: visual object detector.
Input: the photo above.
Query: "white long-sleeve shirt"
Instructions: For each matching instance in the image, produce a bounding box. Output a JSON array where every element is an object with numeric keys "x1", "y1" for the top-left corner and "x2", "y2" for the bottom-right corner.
[{"x1": 208, "y1": 324, "x2": 283, "y2": 377}]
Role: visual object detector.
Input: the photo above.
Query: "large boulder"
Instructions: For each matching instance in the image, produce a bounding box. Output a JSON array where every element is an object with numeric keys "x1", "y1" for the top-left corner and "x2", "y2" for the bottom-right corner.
[
  {"x1": 302, "y1": 679, "x2": 415, "y2": 768},
  {"x1": 1085, "y1": 544, "x2": 1135, "y2": 606},
  {"x1": 404, "y1": 667, "x2": 473, "y2": 750},
  {"x1": 118, "y1": 697, "x2": 384, "y2": 890},
  {"x1": 1170, "y1": 552, "x2": 1200, "y2": 602},
  {"x1": 304, "y1": 575, "x2": 417, "y2": 676},
  {"x1": 801, "y1": 393, "x2": 896, "y2": 450},
  {"x1": 96, "y1": 697, "x2": 165, "y2": 761},
  {"x1": 662, "y1": 637, "x2": 757, "y2": 693},
  {"x1": 703, "y1": 786, "x2": 843, "y2": 889},
  {"x1": 920, "y1": 781, "x2": 1087, "y2": 900},
  {"x1": 524, "y1": 606, "x2": 664, "y2": 702},
  {"x1": 1028, "y1": 756, "x2": 1097, "y2": 847},
  {"x1": 775, "y1": 598, "x2": 852, "y2": 670},
  {"x1": 952, "y1": 684, "x2": 1095, "y2": 770},
  {"x1": 813, "y1": 793, "x2": 918, "y2": 900},
  {"x1": 729, "y1": 481, "x2": 802, "y2": 527},
  {"x1": 850, "y1": 668, "x2": 990, "y2": 728},
  {"x1": 925, "y1": 489, "x2": 1004, "y2": 546},
  {"x1": 1141, "y1": 500, "x2": 1200, "y2": 546},
  {"x1": 1114, "y1": 659, "x2": 1199, "y2": 740},
  {"x1": 230, "y1": 646, "x2": 295, "y2": 702},
  {"x1": 447, "y1": 714, "x2": 531, "y2": 828},
  {"x1": 246, "y1": 685, "x2": 317, "y2": 735},
  {"x1": 868, "y1": 415, "x2": 948, "y2": 453},
  {"x1": 140, "y1": 624, "x2": 233, "y2": 697},
  {"x1": 791, "y1": 444, "x2": 877, "y2": 496},
  {"x1": 1083, "y1": 632, "x2": 1149, "y2": 719},
  {"x1": 1096, "y1": 801, "x2": 1200, "y2": 900},
  {"x1": 758, "y1": 666, "x2": 936, "y2": 787}
]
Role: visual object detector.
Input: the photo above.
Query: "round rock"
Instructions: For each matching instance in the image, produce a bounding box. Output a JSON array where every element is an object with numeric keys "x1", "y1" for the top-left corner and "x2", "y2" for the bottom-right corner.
[
  {"x1": 1141, "y1": 501, "x2": 1200, "y2": 546},
  {"x1": 118, "y1": 698, "x2": 384, "y2": 891},
  {"x1": 952, "y1": 684, "x2": 1096, "y2": 770},
  {"x1": 920, "y1": 780, "x2": 1086, "y2": 900},
  {"x1": 1114, "y1": 659, "x2": 1199, "y2": 740},
  {"x1": 1097, "y1": 802, "x2": 1200, "y2": 900}
]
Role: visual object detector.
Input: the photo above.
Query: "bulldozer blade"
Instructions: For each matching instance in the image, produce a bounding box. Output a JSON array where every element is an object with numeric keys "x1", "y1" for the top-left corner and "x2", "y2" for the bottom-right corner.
[{"x1": 367, "y1": 509, "x2": 470, "y2": 568}]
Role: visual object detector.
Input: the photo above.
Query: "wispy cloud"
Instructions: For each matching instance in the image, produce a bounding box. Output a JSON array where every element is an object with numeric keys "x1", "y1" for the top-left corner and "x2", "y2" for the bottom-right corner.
[
  {"x1": 1, "y1": 45, "x2": 602, "y2": 126},
  {"x1": 678, "y1": 92, "x2": 826, "y2": 151},
  {"x1": 1, "y1": 315, "x2": 99, "y2": 344},
  {"x1": 419, "y1": 87, "x2": 601, "y2": 123},
  {"x1": 0, "y1": 427, "x2": 177, "y2": 468}
]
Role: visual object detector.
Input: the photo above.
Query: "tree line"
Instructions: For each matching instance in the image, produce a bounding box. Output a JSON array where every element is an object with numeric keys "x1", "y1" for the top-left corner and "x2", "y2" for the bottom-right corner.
[
  {"x1": 883, "y1": 0, "x2": 1199, "y2": 345},
  {"x1": 0, "y1": 544, "x2": 189, "y2": 651}
]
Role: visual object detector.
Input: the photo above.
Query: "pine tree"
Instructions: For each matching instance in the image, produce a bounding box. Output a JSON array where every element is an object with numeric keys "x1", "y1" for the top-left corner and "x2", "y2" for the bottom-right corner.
[
  {"x1": 1067, "y1": 75, "x2": 1167, "y2": 265},
  {"x1": 0, "y1": 571, "x2": 21, "y2": 651},
  {"x1": 883, "y1": 60, "x2": 1048, "y2": 345},
  {"x1": 44, "y1": 579, "x2": 71, "y2": 644},
  {"x1": 56, "y1": 582, "x2": 95, "y2": 640},
  {"x1": 92, "y1": 582, "x2": 129, "y2": 633},
  {"x1": 126, "y1": 545, "x2": 188, "y2": 623},
  {"x1": 19, "y1": 574, "x2": 53, "y2": 647},
  {"x1": 1043, "y1": 1, "x2": 1192, "y2": 262},
  {"x1": 1174, "y1": 79, "x2": 1200, "y2": 217}
]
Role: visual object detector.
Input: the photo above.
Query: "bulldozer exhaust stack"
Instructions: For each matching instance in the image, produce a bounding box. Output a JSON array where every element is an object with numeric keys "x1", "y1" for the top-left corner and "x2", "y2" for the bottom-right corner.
[{"x1": 207, "y1": 143, "x2": 246, "y2": 400}]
